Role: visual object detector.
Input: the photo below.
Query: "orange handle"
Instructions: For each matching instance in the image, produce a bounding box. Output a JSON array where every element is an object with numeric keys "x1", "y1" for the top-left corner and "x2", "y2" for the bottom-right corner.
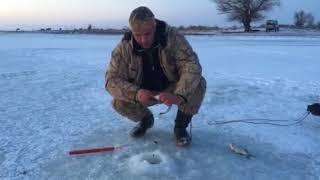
[{"x1": 69, "y1": 147, "x2": 115, "y2": 155}]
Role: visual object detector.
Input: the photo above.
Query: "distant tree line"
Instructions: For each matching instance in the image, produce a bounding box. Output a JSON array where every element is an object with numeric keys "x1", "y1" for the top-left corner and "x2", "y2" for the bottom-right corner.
[
  {"x1": 177, "y1": 25, "x2": 222, "y2": 31},
  {"x1": 33, "y1": 24, "x2": 127, "y2": 34}
]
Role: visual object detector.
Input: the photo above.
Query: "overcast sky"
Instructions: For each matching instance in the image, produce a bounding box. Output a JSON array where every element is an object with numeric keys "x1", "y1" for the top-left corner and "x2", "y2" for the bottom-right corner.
[{"x1": 1, "y1": 0, "x2": 320, "y2": 30}]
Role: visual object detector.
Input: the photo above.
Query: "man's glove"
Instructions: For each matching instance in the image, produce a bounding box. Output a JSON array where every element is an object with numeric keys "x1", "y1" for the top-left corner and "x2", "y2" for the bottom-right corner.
[{"x1": 307, "y1": 103, "x2": 320, "y2": 116}]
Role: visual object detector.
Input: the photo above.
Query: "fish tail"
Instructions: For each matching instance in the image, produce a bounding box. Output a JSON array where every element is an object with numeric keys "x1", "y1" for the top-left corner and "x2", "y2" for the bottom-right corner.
[{"x1": 246, "y1": 154, "x2": 255, "y2": 159}]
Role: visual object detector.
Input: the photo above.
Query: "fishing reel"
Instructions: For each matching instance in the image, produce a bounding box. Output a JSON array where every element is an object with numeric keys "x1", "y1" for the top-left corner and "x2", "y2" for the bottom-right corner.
[{"x1": 307, "y1": 103, "x2": 320, "y2": 116}]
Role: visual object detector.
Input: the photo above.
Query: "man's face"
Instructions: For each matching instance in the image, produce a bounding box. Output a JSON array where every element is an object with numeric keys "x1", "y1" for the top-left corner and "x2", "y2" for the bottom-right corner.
[{"x1": 131, "y1": 19, "x2": 156, "y2": 49}]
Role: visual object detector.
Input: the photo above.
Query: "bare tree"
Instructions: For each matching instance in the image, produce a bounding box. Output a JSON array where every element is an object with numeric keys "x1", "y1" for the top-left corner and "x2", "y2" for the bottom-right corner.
[
  {"x1": 294, "y1": 10, "x2": 315, "y2": 28},
  {"x1": 211, "y1": 0, "x2": 280, "y2": 32},
  {"x1": 306, "y1": 13, "x2": 315, "y2": 28},
  {"x1": 294, "y1": 10, "x2": 306, "y2": 28}
]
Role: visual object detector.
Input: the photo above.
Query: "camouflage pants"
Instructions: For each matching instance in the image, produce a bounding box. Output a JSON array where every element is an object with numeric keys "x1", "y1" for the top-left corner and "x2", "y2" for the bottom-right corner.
[{"x1": 112, "y1": 77, "x2": 206, "y2": 122}]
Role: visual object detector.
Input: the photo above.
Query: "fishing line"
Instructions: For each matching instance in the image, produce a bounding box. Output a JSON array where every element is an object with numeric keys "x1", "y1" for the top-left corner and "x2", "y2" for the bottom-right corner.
[{"x1": 207, "y1": 111, "x2": 311, "y2": 126}]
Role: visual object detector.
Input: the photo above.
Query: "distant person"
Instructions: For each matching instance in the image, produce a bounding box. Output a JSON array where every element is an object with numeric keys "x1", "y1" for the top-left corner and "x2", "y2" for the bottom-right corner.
[{"x1": 105, "y1": 6, "x2": 206, "y2": 146}]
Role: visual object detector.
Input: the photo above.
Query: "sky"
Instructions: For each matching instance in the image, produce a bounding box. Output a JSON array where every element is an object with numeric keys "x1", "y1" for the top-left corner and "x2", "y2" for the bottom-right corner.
[{"x1": 0, "y1": 0, "x2": 320, "y2": 30}]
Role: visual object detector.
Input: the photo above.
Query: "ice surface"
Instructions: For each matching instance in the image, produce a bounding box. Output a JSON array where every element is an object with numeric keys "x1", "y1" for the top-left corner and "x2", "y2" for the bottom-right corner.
[{"x1": 0, "y1": 32, "x2": 320, "y2": 179}]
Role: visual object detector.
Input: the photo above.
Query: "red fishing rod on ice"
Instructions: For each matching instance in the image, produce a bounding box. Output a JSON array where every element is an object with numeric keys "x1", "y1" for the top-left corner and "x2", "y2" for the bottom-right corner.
[{"x1": 69, "y1": 145, "x2": 124, "y2": 155}]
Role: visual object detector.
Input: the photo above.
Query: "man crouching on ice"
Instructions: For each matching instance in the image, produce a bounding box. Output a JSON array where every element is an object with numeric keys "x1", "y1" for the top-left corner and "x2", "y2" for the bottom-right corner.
[{"x1": 105, "y1": 6, "x2": 206, "y2": 146}]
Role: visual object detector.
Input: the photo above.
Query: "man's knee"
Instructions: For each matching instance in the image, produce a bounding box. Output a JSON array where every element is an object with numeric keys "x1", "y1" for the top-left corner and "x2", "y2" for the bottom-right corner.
[
  {"x1": 112, "y1": 99, "x2": 150, "y2": 122},
  {"x1": 179, "y1": 77, "x2": 206, "y2": 115}
]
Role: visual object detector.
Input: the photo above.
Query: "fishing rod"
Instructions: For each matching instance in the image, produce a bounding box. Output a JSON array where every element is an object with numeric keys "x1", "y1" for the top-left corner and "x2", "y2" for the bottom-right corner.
[{"x1": 69, "y1": 144, "x2": 132, "y2": 155}]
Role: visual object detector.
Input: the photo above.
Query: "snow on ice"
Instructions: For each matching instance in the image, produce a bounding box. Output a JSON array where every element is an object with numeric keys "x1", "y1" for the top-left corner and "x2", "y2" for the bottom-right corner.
[{"x1": 0, "y1": 32, "x2": 320, "y2": 180}]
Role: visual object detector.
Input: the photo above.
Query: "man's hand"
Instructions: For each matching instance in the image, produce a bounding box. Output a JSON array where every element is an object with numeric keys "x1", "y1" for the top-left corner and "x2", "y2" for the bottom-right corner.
[
  {"x1": 158, "y1": 92, "x2": 183, "y2": 106},
  {"x1": 136, "y1": 89, "x2": 159, "y2": 106}
]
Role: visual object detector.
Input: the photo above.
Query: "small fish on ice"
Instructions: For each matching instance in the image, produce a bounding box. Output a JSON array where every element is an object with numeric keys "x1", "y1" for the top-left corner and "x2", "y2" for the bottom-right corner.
[{"x1": 229, "y1": 143, "x2": 255, "y2": 159}]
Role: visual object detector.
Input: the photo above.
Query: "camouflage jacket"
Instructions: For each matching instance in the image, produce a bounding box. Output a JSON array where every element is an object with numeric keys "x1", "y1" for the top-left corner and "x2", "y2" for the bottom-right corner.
[{"x1": 105, "y1": 20, "x2": 204, "y2": 104}]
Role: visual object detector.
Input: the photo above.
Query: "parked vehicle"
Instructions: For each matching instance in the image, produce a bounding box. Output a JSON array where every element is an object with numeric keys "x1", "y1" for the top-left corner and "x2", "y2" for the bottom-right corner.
[{"x1": 266, "y1": 20, "x2": 279, "y2": 32}]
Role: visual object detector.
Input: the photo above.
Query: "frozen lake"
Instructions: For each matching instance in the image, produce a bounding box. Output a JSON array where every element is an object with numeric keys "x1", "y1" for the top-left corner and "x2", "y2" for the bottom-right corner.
[{"x1": 0, "y1": 33, "x2": 320, "y2": 179}]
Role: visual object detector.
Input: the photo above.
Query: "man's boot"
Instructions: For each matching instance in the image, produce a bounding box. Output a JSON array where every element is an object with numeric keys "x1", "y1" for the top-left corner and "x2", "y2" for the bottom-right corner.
[
  {"x1": 174, "y1": 110, "x2": 192, "y2": 146},
  {"x1": 130, "y1": 113, "x2": 154, "y2": 137}
]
